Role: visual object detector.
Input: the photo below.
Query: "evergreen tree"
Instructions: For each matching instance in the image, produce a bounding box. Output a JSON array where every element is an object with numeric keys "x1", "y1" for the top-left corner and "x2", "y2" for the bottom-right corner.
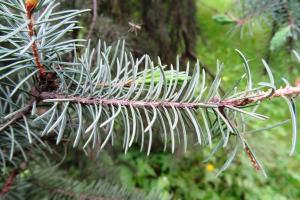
[
  {"x1": 0, "y1": 0, "x2": 299, "y2": 199},
  {"x1": 213, "y1": 0, "x2": 300, "y2": 51}
]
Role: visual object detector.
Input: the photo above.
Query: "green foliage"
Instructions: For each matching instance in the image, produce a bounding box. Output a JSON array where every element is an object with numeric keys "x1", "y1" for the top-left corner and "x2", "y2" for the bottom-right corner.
[
  {"x1": 113, "y1": 141, "x2": 300, "y2": 199},
  {"x1": 293, "y1": 50, "x2": 300, "y2": 61},
  {"x1": 213, "y1": 14, "x2": 236, "y2": 25},
  {"x1": 116, "y1": 140, "x2": 300, "y2": 199},
  {"x1": 0, "y1": 0, "x2": 300, "y2": 199},
  {"x1": 270, "y1": 26, "x2": 292, "y2": 51},
  {"x1": 136, "y1": 67, "x2": 191, "y2": 85},
  {"x1": 1, "y1": 0, "x2": 296, "y2": 177},
  {"x1": 213, "y1": 0, "x2": 300, "y2": 49},
  {"x1": 1, "y1": 163, "x2": 161, "y2": 200}
]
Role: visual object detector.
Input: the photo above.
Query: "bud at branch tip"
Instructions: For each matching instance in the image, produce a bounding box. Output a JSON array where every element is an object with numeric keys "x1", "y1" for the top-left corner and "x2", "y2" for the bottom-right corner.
[{"x1": 25, "y1": 0, "x2": 38, "y2": 13}]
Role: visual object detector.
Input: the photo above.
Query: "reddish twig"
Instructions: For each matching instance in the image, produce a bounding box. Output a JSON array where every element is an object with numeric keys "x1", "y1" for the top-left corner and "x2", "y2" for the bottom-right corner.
[
  {"x1": 1, "y1": 85, "x2": 298, "y2": 132},
  {"x1": 222, "y1": 85, "x2": 300, "y2": 107},
  {"x1": 26, "y1": 0, "x2": 46, "y2": 78},
  {"x1": 0, "y1": 169, "x2": 18, "y2": 197},
  {"x1": 244, "y1": 145, "x2": 261, "y2": 171},
  {"x1": 0, "y1": 99, "x2": 36, "y2": 132},
  {"x1": 39, "y1": 85, "x2": 300, "y2": 109},
  {"x1": 0, "y1": 88, "x2": 39, "y2": 132}
]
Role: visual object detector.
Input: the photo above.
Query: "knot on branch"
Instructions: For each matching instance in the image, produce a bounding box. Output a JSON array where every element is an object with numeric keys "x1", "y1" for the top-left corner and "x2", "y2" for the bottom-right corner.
[{"x1": 38, "y1": 72, "x2": 59, "y2": 92}]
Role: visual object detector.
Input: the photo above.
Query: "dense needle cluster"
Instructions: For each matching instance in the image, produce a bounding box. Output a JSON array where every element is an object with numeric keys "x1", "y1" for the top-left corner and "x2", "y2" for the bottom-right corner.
[{"x1": 0, "y1": 0, "x2": 299, "y2": 188}]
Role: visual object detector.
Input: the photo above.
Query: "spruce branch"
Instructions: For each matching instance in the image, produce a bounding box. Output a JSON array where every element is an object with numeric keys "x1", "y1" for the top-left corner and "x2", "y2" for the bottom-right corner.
[
  {"x1": 214, "y1": 0, "x2": 300, "y2": 49},
  {"x1": 0, "y1": 97, "x2": 35, "y2": 132},
  {"x1": 1, "y1": 163, "x2": 160, "y2": 200},
  {"x1": 38, "y1": 84, "x2": 300, "y2": 108},
  {"x1": 49, "y1": 189, "x2": 119, "y2": 200},
  {"x1": 0, "y1": 0, "x2": 299, "y2": 176},
  {"x1": 25, "y1": 0, "x2": 46, "y2": 78}
]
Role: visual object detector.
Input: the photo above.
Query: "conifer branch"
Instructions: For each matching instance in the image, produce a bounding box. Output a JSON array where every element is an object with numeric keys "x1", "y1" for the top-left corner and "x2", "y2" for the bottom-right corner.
[
  {"x1": 0, "y1": 164, "x2": 157, "y2": 199},
  {"x1": 39, "y1": 91, "x2": 217, "y2": 109},
  {"x1": 39, "y1": 85, "x2": 300, "y2": 109},
  {"x1": 222, "y1": 85, "x2": 300, "y2": 106},
  {"x1": 51, "y1": 189, "x2": 119, "y2": 200},
  {"x1": 25, "y1": 0, "x2": 46, "y2": 78},
  {"x1": 0, "y1": 95, "x2": 37, "y2": 132},
  {"x1": 0, "y1": 0, "x2": 298, "y2": 177}
]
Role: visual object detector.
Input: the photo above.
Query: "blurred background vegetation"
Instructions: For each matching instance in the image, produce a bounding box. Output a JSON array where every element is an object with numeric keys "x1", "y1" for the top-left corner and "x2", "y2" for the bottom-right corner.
[{"x1": 57, "y1": 0, "x2": 300, "y2": 199}]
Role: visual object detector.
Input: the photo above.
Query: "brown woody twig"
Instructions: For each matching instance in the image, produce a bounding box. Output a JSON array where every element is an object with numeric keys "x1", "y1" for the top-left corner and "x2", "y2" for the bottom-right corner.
[
  {"x1": 0, "y1": 169, "x2": 19, "y2": 197},
  {"x1": 39, "y1": 85, "x2": 300, "y2": 109},
  {"x1": 87, "y1": 0, "x2": 98, "y2": 40},
  {"x1": 26, "y1": 0, "x2": 46, "y2": 78}
]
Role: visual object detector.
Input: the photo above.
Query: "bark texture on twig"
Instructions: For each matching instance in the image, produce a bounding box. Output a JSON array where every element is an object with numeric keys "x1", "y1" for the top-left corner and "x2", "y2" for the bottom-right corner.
[
  {"x1": 0, "y1": 169, "x2": 18, "y2": 197},
  {"x1": 26, "y1": 0, "x2": 46, "y2": 78},
  {"x1": 39, "y1": 85, "x2": 300, "y2": 109},
  {"x1": 87, "y1": 0, "x2": 98, "y2": 40}
]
